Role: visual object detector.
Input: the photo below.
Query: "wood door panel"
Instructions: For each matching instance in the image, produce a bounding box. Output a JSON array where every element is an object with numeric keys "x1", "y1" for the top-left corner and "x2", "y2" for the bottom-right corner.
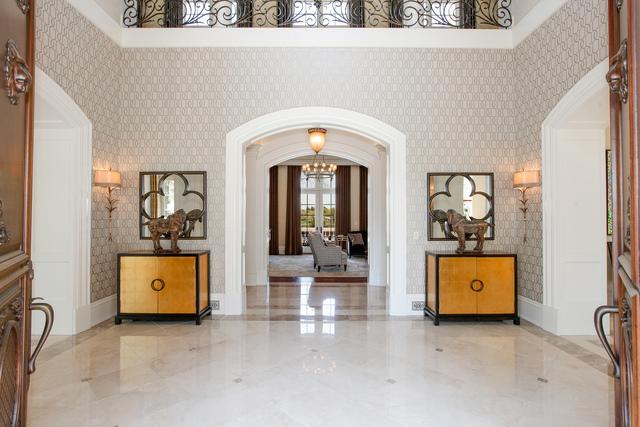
[
  {"x1": 475, "y1": 257, "x2": 515, "y2": 314},
  {"x1": 158, "y1": 257, "x2": 196, "y2": 314},
  {"x1": 438, "y1": 257, "x2": 476, "y2": 314},
  {"x1": 119, "y1": 257, "x2": 158, "y2": 313},
  {"x1": 0, "y1": 0, "x2": 31, "y2": 260}
]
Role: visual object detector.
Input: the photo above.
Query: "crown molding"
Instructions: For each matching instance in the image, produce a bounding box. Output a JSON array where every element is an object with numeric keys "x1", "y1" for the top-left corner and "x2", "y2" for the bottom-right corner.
[
  {"x1": 512, "y1": 0, "x2": 570, "y2": 47},
  {"x1": 67, "y1": 0, "x2": 570, "y2": 49}
]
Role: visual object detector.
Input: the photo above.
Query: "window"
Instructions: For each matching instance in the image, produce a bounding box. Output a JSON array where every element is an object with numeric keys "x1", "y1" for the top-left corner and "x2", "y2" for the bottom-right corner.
[{"x1": 300, "y1": 172, "x2": 336, "y2": 245}]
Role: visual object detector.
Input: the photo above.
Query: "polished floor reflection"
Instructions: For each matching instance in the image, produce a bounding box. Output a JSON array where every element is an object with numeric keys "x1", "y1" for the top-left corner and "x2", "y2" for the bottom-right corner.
[
  {"x1": 28, "y1": 322, "x2": 614, "y2": 426},
  {"x1": 246, "y1": 278, "x2": 386, "y2": 321}
]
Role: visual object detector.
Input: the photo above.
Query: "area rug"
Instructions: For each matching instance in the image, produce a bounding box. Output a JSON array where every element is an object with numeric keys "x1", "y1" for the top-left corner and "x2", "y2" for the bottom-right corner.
[{"x1": 268, "y1": 254, "x2": 369, "y2": 277}]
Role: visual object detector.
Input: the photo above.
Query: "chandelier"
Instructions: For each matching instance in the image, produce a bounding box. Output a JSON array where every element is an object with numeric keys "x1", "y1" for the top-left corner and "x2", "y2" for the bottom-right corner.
[{"x1": 303, "y1": 128, "x2": 337, "y2": 178}]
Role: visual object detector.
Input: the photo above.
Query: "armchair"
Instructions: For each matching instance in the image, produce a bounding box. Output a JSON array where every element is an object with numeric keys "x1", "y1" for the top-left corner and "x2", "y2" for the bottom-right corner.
[
  {"x1": 309, "y1": 233, "x2": 348, "y2": 272},
  {"x1": 347, "y1": 231, "x2": 367, "y2": 258}
]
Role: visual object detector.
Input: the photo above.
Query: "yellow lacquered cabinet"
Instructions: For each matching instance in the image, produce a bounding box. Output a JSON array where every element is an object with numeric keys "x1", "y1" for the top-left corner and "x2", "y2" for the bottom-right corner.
[
  {"x1": 117, "y1": 251, "x2": 211, "y2": 325},
  {"x1": 425, "y1": 251, "x2": 518, "y2": 325}
]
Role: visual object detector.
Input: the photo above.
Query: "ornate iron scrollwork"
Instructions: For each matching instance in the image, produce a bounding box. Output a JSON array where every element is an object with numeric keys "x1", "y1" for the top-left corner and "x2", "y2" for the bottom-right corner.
[
  {"x1": 15, "y1": 0, "x2": 29, "y2": 14},
  {"x1": 4, "y1": 39, "x2": 32, "y2": 106},
  {"x1": 123, "y1": 0, "x2": 512, "y2": 29},
  {"x1": 607, "y1": 39, "x2": 629, "y2": 104},
  {"x1": 0, "y1": 200, "x2": 8, "y2": 247}
]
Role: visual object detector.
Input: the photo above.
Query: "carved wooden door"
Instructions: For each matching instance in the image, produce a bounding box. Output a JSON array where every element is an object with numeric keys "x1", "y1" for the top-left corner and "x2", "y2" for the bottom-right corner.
[
  {"x1": 0, "y1": 1, "x2": 52, "y2": 426},
  {"x1": 596, "y1": 1, "x2": 640, "y2": 426}
]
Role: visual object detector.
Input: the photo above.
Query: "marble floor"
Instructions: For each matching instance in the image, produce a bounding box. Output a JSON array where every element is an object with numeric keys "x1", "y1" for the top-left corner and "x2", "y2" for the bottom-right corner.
[{"x1": 27, "y1": 280, "x2": 615, "y2": 427}]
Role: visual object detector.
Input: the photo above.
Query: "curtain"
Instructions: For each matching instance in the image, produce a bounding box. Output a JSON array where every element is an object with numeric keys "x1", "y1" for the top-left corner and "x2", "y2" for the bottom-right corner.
[
  {"x1": 278, "y1": 0, "x2": 293, "y2": 27},
  {"x1": 335, "y1": 166, "x2": 351, "y2": 237},
  {"x1": 236, "y1": 0, "x2": 254, "y2": 27},
  {"x1": 359, "y1": 166, "x2": 368, "y2": 232},
  {"x1": 349, "y1": 0, "x2": 365, "y2": 27},
  {"x1": 269, "y1": 167, "x2": 279, "y2": 255},
  {"x1": 285, "y1": 166, "x2": 303, "y2": 255}
]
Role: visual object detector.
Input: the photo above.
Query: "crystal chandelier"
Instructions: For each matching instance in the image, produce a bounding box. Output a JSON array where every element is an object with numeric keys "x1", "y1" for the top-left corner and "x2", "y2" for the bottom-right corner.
[{"x1": 303, "y1": 128, "x2": 337, "y2": 178}]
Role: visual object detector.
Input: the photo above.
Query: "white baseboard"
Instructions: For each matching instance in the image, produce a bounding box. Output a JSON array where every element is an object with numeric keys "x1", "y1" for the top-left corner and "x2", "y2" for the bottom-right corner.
[
  {"x1": 75, "y1": 294, "x2": 117, "y2": 334},
  {"x1": 518, "y1": 296, "x2": 543, "y2": 328}
]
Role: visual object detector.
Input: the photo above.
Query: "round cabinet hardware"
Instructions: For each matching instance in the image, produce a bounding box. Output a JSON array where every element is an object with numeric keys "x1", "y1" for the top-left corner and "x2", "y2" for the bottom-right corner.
[
  {"x1": 151, "y1": 278, "x2": 166, "y2": 292},
  {"x1": 470, "y1": 279, "x2": 484, "y2": 292}
]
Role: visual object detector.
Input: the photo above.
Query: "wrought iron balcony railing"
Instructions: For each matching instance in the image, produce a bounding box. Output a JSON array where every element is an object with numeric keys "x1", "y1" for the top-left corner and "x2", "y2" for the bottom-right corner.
[{"x1": 124, "y1": 0, "x2": 512, "y2": 29}]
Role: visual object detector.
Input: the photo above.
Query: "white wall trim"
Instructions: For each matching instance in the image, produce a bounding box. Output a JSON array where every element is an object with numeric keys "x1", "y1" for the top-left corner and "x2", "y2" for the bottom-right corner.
[
  {"x1": 34, "y1": 68, "x2": 94, "y2": 335},
  {"x1": 518, "y1": 296, "x2": 543, "y2": 328},
  {"x1": 66, "y1": 0, "x2": 122, "y2": 45},
  {"x1": 74, "y1": 295, "x2": 117, "y2": 331},
  {"x1": 512, "y1": 0, "x2": 570, "y2": 47},
  {"x1": 226, "y1": 107, "x2": 408, "y2": 315},
  {"x1": 121, "y1": 28, "x2": 513, "y2": 49},
  {"x1": 541, "y1": 59, "x2": 609, "y2": 336},
  {"x1": 69, "y1": 0, "x2": 565, "y2": 49}
]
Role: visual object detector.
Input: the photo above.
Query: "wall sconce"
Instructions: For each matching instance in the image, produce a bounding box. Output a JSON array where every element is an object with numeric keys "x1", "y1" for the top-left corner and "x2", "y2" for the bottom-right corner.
[
  {"x1": 513, "y1": 170, "x2": 541, "y2": 243},
  {"x1": 94, "y1": 169, "x2": 121, "y2": 242}
]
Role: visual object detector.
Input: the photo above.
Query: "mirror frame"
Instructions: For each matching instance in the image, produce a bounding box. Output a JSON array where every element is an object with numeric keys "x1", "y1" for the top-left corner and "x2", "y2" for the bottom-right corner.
[
  {"x1": 427, "y1": 172, "x2": 495, "y2": 241},
  {"x1": 139, "y1": 171, "x2": 207, "y2": 240}
]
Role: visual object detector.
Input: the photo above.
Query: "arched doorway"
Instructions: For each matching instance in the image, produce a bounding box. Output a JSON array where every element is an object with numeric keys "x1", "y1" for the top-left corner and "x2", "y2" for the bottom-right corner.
[
  {"x1": 225, "y1": 107, "x2": 407, "y2": 315},
  {"x1": 542, "y1": 60, "x2": 611, "y2": 335},
  {"x1": 32, "y1": 68, "x2": 92, "y2": 335}
]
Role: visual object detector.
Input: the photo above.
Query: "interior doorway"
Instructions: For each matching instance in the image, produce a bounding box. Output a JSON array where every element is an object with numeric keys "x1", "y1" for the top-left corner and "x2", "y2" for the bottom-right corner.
[
  {"x1": 225, "y1": 107, "x2": 407, "y2": 315},
  {"x1": 32, "y1": 69, "x2": 92, "y2": 335},
  {"x1": 542, "y1": 60, "x2": 611, "y2": 335}
]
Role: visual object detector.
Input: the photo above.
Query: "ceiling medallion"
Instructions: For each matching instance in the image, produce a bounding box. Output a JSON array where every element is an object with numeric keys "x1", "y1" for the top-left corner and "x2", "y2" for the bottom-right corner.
[{"x1": 16, "y1": 0, "x2": 29, "y2": 14}]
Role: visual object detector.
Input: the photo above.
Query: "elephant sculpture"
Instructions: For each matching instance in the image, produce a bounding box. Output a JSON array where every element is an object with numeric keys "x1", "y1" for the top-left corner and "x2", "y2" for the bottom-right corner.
[
  {"x1": 148, "y1": 209, "x2": 187, "y2": 254},
  {"x1": 446, "y1": 209, "x2": 489, "y2": 254}
]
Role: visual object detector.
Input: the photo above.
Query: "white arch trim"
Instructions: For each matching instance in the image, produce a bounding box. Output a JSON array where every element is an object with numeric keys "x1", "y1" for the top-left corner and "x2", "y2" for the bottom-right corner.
[
  {"x1": 34, "y1": 68, "x2": 96, "y2": 334},
  {"x1": 226, "y1": 107, "x2": 408, "y2": 315},
  {"x1": 245, "y1": 132, "x2": 388, "y2": 288},
  {"x1": 541, "y1": 59, "x2": 610, "y2": 334}
]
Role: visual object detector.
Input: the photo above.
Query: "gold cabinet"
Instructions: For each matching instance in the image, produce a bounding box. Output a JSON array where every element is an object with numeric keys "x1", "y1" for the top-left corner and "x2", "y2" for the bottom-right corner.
[
  {"x1": 425, "y1": 252, "x2": 518, "y2": 325},
  {"x1": 116, "y1": 251, "x2": 211, "y2": 325}
]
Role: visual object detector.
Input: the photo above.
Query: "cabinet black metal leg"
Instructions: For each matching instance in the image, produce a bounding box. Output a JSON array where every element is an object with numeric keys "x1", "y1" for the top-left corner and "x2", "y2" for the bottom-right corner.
[
  {"x1": 115, "y1": 317, "x2": 122, "y2": 325},
  {"x1": 196, "y1": 317, "x2": 202, "y2": 325},
  {"x1": 433, "y1": 318, "x2": 440, "y2": 326},
  {"x1": 513, "y1": 317, "x2": 521, "y2": 325}
]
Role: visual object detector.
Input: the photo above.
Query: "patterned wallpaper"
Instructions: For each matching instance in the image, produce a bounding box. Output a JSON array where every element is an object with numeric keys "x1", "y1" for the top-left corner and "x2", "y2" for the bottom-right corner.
[
  {"x1": 117, "y1": 47, "x2": 519, "y2": 295},
  {"x1": 35, "y1": 0, "x2": 122, "y2": 302},
  {"x1": 514, "y1": 0, "x2": 607, "y2": 302},
  {"x1": 34, "y1": 0, "x2": 607, "y2": 302}
]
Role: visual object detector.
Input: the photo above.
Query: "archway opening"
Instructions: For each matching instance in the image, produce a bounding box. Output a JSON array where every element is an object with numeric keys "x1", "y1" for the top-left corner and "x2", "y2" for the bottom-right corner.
[
  {"x1": 243, "y1": 129, "x2": 388, "y2": 317},
  {"x1": 225, "y1": 107, "x2": 407, "y2": 315},
  {"x1": 542, "y1": 60, "x2": 611, "y2": 335},
  {"x1": 32, "y1": 68, "x2": 92, "y2": 335}
]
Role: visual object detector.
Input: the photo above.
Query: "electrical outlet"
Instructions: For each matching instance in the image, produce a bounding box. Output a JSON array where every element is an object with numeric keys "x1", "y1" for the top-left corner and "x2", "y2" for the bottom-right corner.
[
  {"x1": 411, "y1": 301, "x2": 425, "y2": 311},
  {"x1": 212, "y1": 300, "x2": 220, "y2": 311}
]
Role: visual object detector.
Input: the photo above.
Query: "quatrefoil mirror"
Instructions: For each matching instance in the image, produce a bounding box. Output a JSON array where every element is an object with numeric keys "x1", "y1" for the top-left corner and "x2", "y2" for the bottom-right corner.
[
  {"x1": 428, "y1": 173, "x2": 495, "y2": 241},
  {"x1": 139, "y1": 171, "x2": 207, "y2": 240}
]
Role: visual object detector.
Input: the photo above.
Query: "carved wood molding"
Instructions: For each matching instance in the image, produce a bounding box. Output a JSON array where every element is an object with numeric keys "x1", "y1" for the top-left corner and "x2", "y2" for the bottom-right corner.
[
  {"x1": 617, "y1": 0, "x2": 624, "y2": 12},
  {"x1": 0, "y1": 199, "x2": 7, "y2": 247},
  {"x1": 607, "y1": 39, "x2": 629, "y2": 104},
  {"x1": 0, "y1": 297, "x2": 23, "y2": 337},
  {"x1": 15, "y1": 0, "x2": 29, "y2": 14},
  {"x1": 3, "y1": 39, "x2": 32, "y2": 106}
]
